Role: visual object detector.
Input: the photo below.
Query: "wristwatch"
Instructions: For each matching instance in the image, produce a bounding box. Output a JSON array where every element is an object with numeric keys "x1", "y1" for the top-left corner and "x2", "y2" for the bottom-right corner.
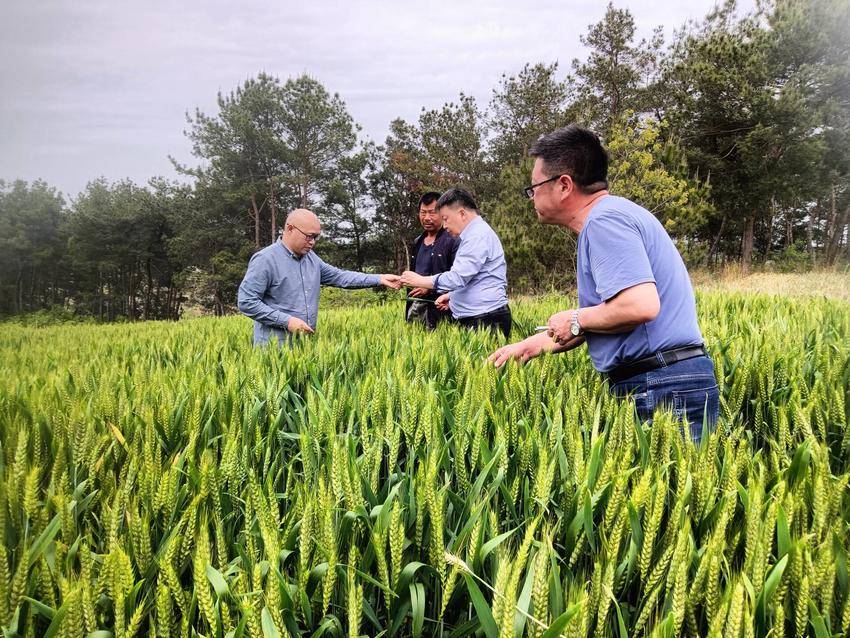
[{"x1": 570, "y1": 309, "x2": 583, "y2": 336}]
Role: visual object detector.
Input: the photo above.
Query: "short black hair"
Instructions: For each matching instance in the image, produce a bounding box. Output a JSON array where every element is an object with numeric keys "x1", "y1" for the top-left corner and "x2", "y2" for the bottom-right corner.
[
  {"x1": 529, "y1": 125, "x2": 609, "y2": 193},
  {"x1": 418, "y1": 191, "x2": 441, "y2": 207},
  {"x1": 435, "y1": 188, "x2": 478, "y2": 212}
]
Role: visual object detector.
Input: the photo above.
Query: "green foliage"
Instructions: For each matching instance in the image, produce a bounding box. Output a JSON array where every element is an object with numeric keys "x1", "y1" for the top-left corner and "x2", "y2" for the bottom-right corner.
[
  {"x1": 3, "y1": 306, "x2": 95, "y2": 327},
  {"x1": 418, "y1": 93, "x2": 490, "y2": 194},
  {"x1": 569, "y1": 2, "x2": 665, "y2": 137},
  {"x1": 488, "y1": 63, "x2": 570, "y2": 166},
  {"x1": 485, "y1": 159, "x2": 577, "y2": 292},
  {"x1": 3, "y1": 0, "x2": 850, "y2": 321},
  {"x1": 66, "y1": 178, "x2": 183, "y2": 320},
  {"x1": 0, "y1": 180, "x2": 67, "y2": 316},
  {"x1": 769, "y1": 241, "x2": 812, "y2": 273},
  {"x1": 607, "y1": 115, "x2": 716, "y2": 240},
  {"x1": 660, "y1": 0, "x2": 849, "y2": 268}
]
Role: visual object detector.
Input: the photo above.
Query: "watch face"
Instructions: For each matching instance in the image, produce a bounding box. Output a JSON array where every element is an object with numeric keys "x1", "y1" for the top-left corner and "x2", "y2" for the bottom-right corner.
[{"x1": 571, "y1": 323, "x2": 580, "y2": 336}]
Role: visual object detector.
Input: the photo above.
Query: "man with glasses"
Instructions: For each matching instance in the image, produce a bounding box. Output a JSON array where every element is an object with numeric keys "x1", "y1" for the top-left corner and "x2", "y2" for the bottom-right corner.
[
  {"x1": 488, "y1": 125, "x2": 718, "y2": 442},
  {"x1": 406, "y1": 191, "x2": 460, "y2": 329},
  {"x1": 400, "y1": 188, "x2": 512, "y2": 338},
  {"x1": 238, "y1": 208, "x2": 401, "y2": 346}
]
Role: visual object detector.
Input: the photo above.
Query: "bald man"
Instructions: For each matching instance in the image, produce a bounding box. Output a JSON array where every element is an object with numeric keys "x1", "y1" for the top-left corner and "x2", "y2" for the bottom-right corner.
[{"x1": 238, "y1": 209, "x2": 401, "y2": 346}]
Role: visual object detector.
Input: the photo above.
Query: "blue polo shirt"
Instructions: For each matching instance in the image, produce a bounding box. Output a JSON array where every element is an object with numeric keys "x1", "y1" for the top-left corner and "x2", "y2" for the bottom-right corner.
[{"x1": 577, "y1": 195, "x2": 704, "y2": 372}]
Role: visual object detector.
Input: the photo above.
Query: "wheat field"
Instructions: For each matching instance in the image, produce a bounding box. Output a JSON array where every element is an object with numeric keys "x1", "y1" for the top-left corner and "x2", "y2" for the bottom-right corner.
[{"x1": 0, "y1": 291, "x2": 848, "y2": 637}]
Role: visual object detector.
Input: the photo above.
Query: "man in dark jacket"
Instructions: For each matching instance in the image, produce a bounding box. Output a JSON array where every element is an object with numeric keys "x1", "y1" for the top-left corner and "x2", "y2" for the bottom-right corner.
[{"x1": 406, "y1": 191, "x2": 460, "y2": 329}]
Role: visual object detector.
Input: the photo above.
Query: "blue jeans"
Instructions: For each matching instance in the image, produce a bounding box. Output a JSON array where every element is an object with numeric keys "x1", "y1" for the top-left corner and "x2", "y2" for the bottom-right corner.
[{"x1": 609, "y1": 355, "x2": 719, "y2": 443}]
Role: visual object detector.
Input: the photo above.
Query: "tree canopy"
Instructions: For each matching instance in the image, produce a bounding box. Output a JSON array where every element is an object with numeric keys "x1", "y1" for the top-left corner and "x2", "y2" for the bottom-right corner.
[{"x1": 2, "y1": 0, "x2": 847, "y2": 319}]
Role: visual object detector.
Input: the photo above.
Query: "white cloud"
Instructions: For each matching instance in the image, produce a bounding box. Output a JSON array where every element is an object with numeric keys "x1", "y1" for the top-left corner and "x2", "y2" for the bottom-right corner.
[{"x1": 0, "y1": 0, "x2": 738, "y2": 198}]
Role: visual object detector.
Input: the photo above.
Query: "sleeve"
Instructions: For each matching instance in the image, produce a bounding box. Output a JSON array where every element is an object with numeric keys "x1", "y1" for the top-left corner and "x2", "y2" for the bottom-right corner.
[
  {"x1": 434, "y1": 234, "x2": 487, "y2": 292},
  {"x1": 319, "y1": 258, "x2": 381, "y2": 288},
  {"x1": 584, "y1": 213, "x2": 655, "y2": 301},
  {"x1": 237, "y1": 253, "x2": 292, "y2": 329}
]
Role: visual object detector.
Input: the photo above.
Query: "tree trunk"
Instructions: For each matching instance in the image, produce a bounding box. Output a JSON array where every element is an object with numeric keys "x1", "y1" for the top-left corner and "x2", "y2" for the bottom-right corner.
[
  {"x1": 143, "y1": 258, "x2": 153, "y2": 320},
  {"x1": 269, "y1": 180, "x2": 278, "y2": 244},
  {"x1": 165, "y1": 286, "x2": 175, "y2": 320},
  {"x1": 15, "y1": 263, "x2": 23, "y2": 315},
  {"x1": 171, "y1": 286, "x2": 182, "y2": 320},
  {"x1": 98, "y1": 267, "x2": 103, "y2": 320},
  {"x1": 301, "y1": 171, "x2": 309, "y2": 208},
  {"x1": 152, "y1": 281, "x2": 160, "y2": 319},
  {"x1": 704, "y1": 215, "x2": 726, "y2": 268},
  {"x1": 784, "y1": 210, "x2": 793, "y2": 250},
  {"x1": 824, "y1": 186, "x2": 848, "y2": 266},
  {"x1": 128, "y1": 265, "x2": 138, "y2": 321},
  {"x1": 763, "y1": 198, "x2": 775, "y2": 261},
  {"x1": 806, "y1": 206, "x2": 816, "y2": 266},
  {"x1": 741, "y1": 214, "x2": 756, "y2": 275},
  {"x1": 29, "y1": 265, "x2": 36, "y2": 311},
  {"x1": 213, "y1": 287, "x2": 224, "y2": 316},
  {"x1": 250, "y1": 194, "x2": 261, "y2": 249},
  {"x1": 353, "y1": 220, "x2": 363, "y2": 270}
]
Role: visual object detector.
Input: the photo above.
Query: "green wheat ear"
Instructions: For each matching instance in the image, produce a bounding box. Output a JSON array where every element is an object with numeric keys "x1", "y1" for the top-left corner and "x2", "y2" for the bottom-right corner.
[{"x1": 0, "y1": 292, "x2": 847, "y2": 635}]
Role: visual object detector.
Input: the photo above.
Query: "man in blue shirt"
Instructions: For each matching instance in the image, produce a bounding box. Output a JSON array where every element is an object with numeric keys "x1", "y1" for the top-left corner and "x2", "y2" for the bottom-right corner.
[
  {"x1": 400, "y1": 188, "x2": 512, "y2": 338},
  {"x1": 406, "y1": 191, "x2": 460, "y2": 330},
  {"x1": 237, "y1": 208, "x2": 401, "y2": 346},
  {"x1": 488, "y1": 126, "x2": 718, "y2": 441}
]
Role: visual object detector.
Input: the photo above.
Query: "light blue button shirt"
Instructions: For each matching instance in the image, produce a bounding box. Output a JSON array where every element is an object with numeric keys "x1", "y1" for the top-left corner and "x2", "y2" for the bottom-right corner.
[
  {"x1": 433, "y1": 215, "x2": 508, "y2": 318},
  {"x1": 237, "y1": 240, "x2": 381, "y2": 345}
]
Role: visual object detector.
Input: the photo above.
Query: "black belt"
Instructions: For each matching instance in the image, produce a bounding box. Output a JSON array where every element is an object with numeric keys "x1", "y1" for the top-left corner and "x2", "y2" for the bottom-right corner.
[
  {"x1": 464, "y1": 304, "x2": 510, "y2": 319},
  {"x1": 606, "y1": 345, "x2": 707, "y2": 384}
]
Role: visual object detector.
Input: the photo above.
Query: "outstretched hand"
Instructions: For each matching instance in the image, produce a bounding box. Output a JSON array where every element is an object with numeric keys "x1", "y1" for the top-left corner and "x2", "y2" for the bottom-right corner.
[
  {"x1": 487, "y1": 333, "x2": 552, "y2": 367},
  {"x1": 380, "y1": 274, "x2": 402, "y2": 290},
  {"x1": 400, "y1": 271, "x2": 432, "y2": 289}
]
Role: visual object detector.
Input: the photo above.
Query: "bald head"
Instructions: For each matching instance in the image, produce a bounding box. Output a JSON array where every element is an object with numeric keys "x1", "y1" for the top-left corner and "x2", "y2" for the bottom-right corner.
[
  {"x1": 282, "y1": 208, "x2": 321, "y2": 256},
  {"x1": 286, "y1": 208, "x2": 319, "y2": 227}
]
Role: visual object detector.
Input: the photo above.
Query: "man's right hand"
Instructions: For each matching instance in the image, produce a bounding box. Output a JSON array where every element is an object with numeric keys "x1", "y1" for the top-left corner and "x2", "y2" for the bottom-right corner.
[
  {"x1": 408, "y1": 287, "x2": 429, "y2": 298},
  {"x1": 287, "y1": 317, "x2": 314, "y2": 334},
  {"x1": 488, "y1": 333, "x2": 549, "y2": 368}
]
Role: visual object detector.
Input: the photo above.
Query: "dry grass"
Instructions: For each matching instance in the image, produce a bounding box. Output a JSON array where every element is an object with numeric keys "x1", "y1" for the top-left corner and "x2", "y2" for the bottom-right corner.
[{"x1": 691, "y1": 267, "x2": 850, "y2": 303}]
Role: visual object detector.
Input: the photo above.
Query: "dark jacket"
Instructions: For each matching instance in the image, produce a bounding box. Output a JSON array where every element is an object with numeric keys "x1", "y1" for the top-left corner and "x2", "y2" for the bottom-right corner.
[
  {"x1": 405, "y1": 228, "x2": 460, "y2": 326},
  {"x1": 410, "y1": 228, "x2": 459, "y2": 279}
]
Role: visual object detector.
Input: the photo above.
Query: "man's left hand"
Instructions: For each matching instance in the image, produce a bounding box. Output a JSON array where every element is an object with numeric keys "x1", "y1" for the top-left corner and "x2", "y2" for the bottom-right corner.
[
  {"x1": 400, "y1": 271, "x2": 432, "y2": 289},
  {"x1": 435, "y1": 293, "x2": 450, "y2": 311},
  {"x1": 547, "y1": 310, "x2": 575, "y2": 345},
  {"x1": 380, "y1": 274, "x2": 402, "y2": 290}
]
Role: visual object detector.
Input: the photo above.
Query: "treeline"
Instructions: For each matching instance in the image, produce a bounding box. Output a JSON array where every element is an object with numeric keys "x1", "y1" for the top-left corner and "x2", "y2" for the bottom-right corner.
[{"x1": 1, "y1": 0, "x2": 848, "y2": 320}]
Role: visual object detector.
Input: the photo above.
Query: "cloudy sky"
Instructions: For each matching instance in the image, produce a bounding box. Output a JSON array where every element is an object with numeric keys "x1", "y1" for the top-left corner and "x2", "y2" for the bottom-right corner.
[{"x1": 0, "y1": 0, "x2": 733, "y2": 200}]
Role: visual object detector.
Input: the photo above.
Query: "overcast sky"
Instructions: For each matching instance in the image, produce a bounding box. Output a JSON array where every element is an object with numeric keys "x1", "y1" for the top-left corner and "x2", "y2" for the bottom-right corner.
[{"x1": 0, "y1": 0, "x2": 734, "y2": 200}]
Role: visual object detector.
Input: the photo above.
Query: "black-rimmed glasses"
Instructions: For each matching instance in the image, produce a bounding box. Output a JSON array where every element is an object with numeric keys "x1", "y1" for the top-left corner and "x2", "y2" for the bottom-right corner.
[
  {"x1": 290, "y1": 225, "x2": 321, "y2": 241},
  {"x1": 523, "y1": 175, "x2": 560, "y2": 199}
]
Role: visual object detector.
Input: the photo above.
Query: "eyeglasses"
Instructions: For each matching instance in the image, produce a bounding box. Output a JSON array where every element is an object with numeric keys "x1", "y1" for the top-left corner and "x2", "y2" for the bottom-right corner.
[
  {"x1": 290, "y1": 225, "x2": 321, "y2": 241},
  {"x1": 523, "y1": 175, "x2": 561, "y2": 199}
]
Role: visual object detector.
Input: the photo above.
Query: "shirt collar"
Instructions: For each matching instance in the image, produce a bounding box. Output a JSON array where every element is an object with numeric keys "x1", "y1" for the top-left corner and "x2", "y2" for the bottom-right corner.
[
  {"x1": 419, "y1": 227, "x2": 446, "y2": 244},
  {"x1": 460, "y1": 215, "x2": 482, "y2": 238},
  {"x1": 278, "y1": 238, "x2": 300, "y2": 260}
]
